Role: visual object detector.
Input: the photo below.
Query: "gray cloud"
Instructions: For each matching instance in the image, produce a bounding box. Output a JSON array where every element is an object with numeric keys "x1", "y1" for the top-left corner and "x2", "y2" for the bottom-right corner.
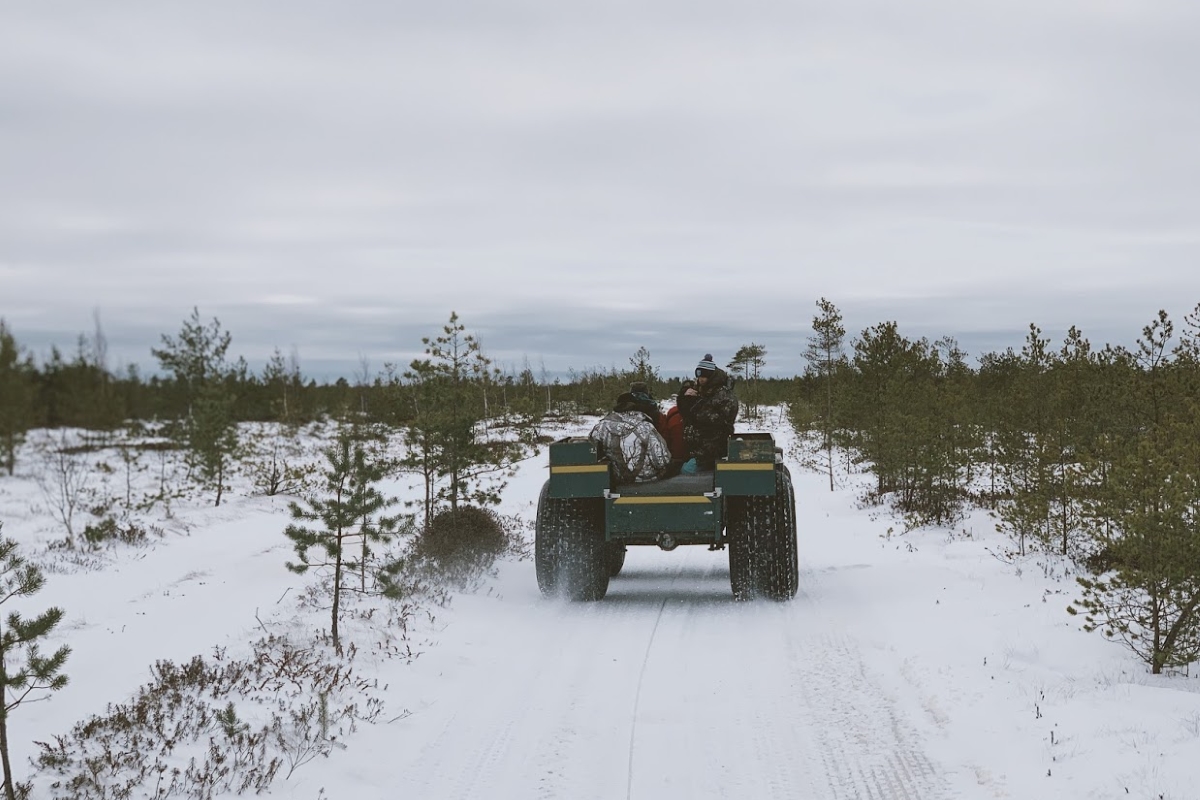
[{"x1": 3, "y1": 2, "x2": 1199, "y2": 381}]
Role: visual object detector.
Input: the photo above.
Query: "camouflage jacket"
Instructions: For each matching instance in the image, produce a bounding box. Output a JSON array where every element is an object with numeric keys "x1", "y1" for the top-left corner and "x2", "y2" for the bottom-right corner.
[{"x1": 588, "y1": 410, "x2": 672, "y2": 483}]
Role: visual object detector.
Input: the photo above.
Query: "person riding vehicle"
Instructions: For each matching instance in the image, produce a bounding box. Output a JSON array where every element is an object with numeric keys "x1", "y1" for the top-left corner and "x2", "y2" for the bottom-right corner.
[{"x1": 678, "y1": 354, "x2": 739, "y2": 471}]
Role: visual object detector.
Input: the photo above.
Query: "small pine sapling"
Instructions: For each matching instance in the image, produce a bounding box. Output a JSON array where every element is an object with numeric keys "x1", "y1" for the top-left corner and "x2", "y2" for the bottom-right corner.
[
  {"x1": 284, "y1": 431, "x2": 403, "y2": 651},
  {"x1": 402, "y1": 312, "x2": 533, "y2": 522},
  {"x1": 151, "y1": 308, "x2": 240, "y2": 506},
  {"x1": 0, "y1": 528, "x2": 70, "y2": 800}
]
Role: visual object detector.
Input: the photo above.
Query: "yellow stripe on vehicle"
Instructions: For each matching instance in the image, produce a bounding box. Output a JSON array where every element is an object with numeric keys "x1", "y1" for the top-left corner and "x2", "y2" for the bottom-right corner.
[
  {"x1": 716, "y1": 463, "x2": 775, "y2": 471},
  {"x1": 612, "y1": 496, "x2": 712, "y2": 505},
  {"x1": 550, "y1": 464, "x2": 609, "y2": 473}
]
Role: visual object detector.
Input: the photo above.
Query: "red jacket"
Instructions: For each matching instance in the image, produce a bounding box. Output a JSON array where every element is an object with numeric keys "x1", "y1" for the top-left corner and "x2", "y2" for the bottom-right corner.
[{"x1": 658, "y1": 406, "x2": 687, "y2": 460}]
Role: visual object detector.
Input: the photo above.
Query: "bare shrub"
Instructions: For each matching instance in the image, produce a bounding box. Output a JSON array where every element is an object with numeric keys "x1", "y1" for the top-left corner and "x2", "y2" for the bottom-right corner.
[
  {"x1": 241, "y1": 425, "x2": 317, "y2": 498},
  {"x1": 36, "y1": 433, "x2": 92, "y2": 547},
  {"x1": 31, "y1": 633, "x2": 387, "y2": 800}
]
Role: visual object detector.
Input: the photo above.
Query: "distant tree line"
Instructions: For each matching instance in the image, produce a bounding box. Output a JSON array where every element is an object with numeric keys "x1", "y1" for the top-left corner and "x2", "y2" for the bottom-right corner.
[
  {"x1": 2, "y1": 310, "x2": 703, "y2": 514},
  {"x1": 0, "y1": 313, "x2": 798, "y2": 473}
]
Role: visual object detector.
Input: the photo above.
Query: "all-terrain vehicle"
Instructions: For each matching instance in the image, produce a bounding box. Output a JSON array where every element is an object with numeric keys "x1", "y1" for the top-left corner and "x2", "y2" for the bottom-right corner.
[{"x1": 535, "y1": 432, "x2": 798, "y2": 601}]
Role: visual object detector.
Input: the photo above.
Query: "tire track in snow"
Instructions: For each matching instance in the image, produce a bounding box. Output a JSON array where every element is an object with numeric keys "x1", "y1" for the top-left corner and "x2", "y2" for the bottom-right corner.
[
  {"x1": 621, "y1": 553, "x2": 821, "y2": 800},
  {"x1": 394, "y1": 595, "x2": 668, "y2": 800},
  {"x1": 626, "y1": 591, "x2": 671, "y2": 800},
  {"x1": 792, "y1": 570, "x2": 950, "y2": 800},
  {"x1": 801, "y1": 634, "x2": 940, "y2": 799},
  {"x1": 622, "y1": 551, "x2": 950, "y2": 800},
  {"x1": 389, "y1": 545, "x2": 951, "y2": 800}
]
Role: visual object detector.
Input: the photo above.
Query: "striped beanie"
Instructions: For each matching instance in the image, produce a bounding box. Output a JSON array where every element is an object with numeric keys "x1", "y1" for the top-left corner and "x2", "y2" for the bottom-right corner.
[{"x1": 695, "y1": 354, "x2": 717, "y2": 377}]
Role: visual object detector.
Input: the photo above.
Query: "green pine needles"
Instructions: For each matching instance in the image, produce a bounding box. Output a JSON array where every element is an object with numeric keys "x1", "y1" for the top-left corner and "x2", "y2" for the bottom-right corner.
[
  {"x1": 788, "y1": 304, "x2": 1200, "y2": 674},
  {"x1": 401, "y1": 312, "x2": 533, "y2": 523},
  {"x1": 0, "y1": 321, "x2": 33, "y2": 478},
  {"x1": 0, "y1": 528, "x2": 70, "y2": 800},
  {"x1": 1069, "y1": 424, "x2": 1200, "y2": 674},
  {"x1": 283, "y1": 428, "x2": 405, "y2": 651},
  {"x1": 152, "y1": 308, "x2": 241, "y2": 507}
]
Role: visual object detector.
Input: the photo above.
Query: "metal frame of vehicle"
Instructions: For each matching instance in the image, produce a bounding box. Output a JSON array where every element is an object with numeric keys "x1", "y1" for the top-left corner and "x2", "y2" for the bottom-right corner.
[{"x1": 548, "y1": 431, "x2": 780, "y2": 550}]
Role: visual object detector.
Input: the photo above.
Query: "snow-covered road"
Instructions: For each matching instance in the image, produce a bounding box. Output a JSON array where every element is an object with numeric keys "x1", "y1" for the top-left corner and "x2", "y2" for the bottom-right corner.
[{"x1": 380, "y1": 545, "x2": 948, "y2": 800}]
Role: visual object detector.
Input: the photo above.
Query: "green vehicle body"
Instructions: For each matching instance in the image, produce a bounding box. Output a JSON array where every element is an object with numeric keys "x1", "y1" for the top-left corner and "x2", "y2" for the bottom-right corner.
[
  {"x1": 548, "y1": 432, "x2": 777, "y2": 546},
  {"x1": 536, "y1": 432, "x2": 798, "y2": 601}
]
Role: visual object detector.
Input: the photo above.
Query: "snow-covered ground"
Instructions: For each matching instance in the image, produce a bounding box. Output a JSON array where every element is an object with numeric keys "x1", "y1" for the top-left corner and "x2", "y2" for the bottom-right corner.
[{"x1": 2, "y1": 413, "x2": 1199, "y2": 799}]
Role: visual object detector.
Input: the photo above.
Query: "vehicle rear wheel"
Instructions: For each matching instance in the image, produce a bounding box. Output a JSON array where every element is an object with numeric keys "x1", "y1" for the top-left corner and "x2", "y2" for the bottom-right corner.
[
  {"x1": 534, "y1": 482, "x2": 609, "y2": 601},
  {"x1": 757, "y1": 468, "x2": 798, "y2": 600},
  {"x1": 724, "y1": 468, "x2": 798, "y2": 601},
  {"x1": 726, "y1": 498, "x2": 754, "y2": 601}
]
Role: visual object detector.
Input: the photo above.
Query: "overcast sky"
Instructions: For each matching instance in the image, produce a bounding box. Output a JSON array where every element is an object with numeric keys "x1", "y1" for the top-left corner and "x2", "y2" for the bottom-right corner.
[{"x1": 3, "y1": 1, "x2": 1200, "y2": 381}]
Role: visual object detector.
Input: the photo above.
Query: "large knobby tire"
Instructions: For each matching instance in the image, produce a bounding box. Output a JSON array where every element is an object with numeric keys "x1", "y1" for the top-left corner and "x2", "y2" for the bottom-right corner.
[
  {"x1": 604, "y1": 543, "x2": 627, "y2": 578},
  {"x1": 725, "y1": 467, "x2": 798, "y2": 601},
  {"x1": 726, "y1": 498, "x2": 755, "y2": 601},
  {"x1": 534, "y1": 482, "x2": 609, "y2": 601},
  {"x1": 534, "y1": 482, "x2": 561, "y2": 596},
  {"x1": 760, "y1": 467, "x2": 799, "y2": 600}
]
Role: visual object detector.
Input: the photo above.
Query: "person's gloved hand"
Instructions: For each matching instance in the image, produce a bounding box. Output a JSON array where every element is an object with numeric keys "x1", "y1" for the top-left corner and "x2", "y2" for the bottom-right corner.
[{"x1": 680, "y1": 458, "x2": 698, "y2": 475}]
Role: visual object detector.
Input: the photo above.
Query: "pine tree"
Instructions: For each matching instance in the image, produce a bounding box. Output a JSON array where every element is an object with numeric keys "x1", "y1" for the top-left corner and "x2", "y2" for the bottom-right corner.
[
  {"x1": 991, "y1": 324, "x2": 1059, "y2": 556},
  {"x1": 152, "y1": 309, "x2": 240, "y2": 505},
  {"x1": 839, "y1": 322, "x2": 971, "y2": 526},
  {"x1": 403, "y1": 313, "x2": 531, "y2": 522},
  {"x1": 151, "y1": 307, "x2": 233, "y2": 409},
  {"x1": 922, "y1": 336, "x2": 975, "y2": 525},
  {"x1": 1043, "y1": 326, "x2": 1101, "y2": 557},
  {"x1": 845, "y1": 321, "x2": 920, "y2": 500},
  {"x1": 0, "y1": 529, "x2": 70, "y2": 800},
  {"x1": 0, "y1": 323, "x2": 33, "y2": 477},
  {"x1": 284, "y1": 430, "x2": 403, "y2": 651},
  {"x1": 727, "y1": 343, "x2": 767, "y2": 421},
  {"x1": 1071, "y1": 423, "x2": 1200, "y2": 674},
  {"x1": 627, "y1": 346, "x2": 661, "y2": 391},
  {"x1": 1070, "y1": 311, "x2": 1200, "y2": 673},
  {"x1": 803, "y1": 299, "x2": 846, "y2": 491},
  {"x1": 189, "y1": 380, "x2": 240, "y2": 506},
  {"x1": 976, "y1": 349, "x2": 1022, "y2": 507}
]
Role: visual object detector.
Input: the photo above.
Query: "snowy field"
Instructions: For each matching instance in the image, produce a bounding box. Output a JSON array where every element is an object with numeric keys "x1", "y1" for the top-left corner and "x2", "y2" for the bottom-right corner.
[{"x1": 1, "y1": 412, "x2": 1199, "y2": 799}]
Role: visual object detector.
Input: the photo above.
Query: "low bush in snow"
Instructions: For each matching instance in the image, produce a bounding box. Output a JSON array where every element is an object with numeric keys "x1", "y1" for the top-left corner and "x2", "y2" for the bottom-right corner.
[
  {"x1": 30, "y1": 632, "x2": 400, "y2": 800},
  {"x1": 405, "y1": 505, "x2": 526, "y2": 589},
  {"x1": 80, "y1": 516, "x2": 153, "y2": 549}
]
